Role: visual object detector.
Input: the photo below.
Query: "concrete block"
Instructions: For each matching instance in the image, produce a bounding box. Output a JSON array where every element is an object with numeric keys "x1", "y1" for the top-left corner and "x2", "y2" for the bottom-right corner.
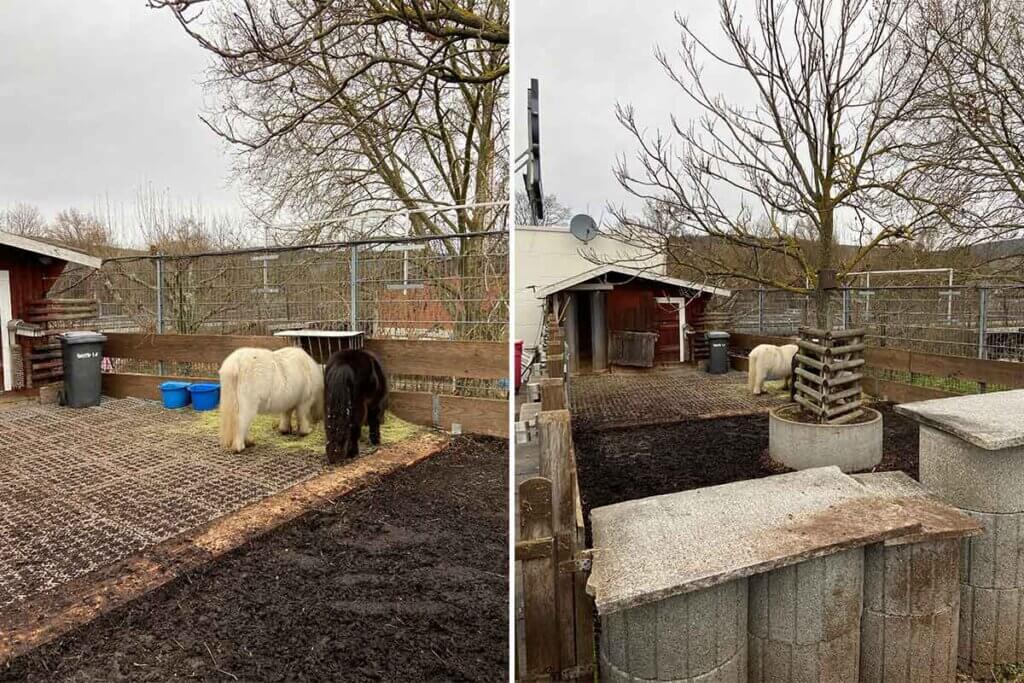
[
  {"x1": 959, "y1": 583, "x2": 1024, "y2": 675},
  {"x1": 599, "y1": 577, "x2": 747, "y2": 682},
  {"x1": 919, "y1": 425, "x2": 1024, "y2": 513},
  {"x1": 588, "y1": 467, "x2": 917, "y2": 615},
  {"x1": 749, "y1": 628, "x2": 859, "y2": 683},
  {"x1": 860, "y1": 539, "x2": 961, "y2": 682},
  {"x1": 962, "y1": 510, "x2": 1024, "y2": 589},
  {"x1": 895, "y1": 389, "x2": 1024, "y2": 451},
  {"x1": 863, "y1": 539, "x2": 959, "y2": 616},
  {"x1": 747, "y1": 549, "x2": 863, "y2": 682}
]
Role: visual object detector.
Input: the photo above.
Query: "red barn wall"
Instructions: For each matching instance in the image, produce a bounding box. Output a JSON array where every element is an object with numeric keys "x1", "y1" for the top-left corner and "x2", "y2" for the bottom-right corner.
[{"x1": 0, "y1": 246, "x2": 68, "y2": 319}]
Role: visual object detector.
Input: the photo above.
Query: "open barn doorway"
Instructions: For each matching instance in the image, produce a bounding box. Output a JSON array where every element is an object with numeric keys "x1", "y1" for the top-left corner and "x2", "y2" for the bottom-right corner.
[{"x1": 0, "y1": 270, "x2": 12, "y2": 392}]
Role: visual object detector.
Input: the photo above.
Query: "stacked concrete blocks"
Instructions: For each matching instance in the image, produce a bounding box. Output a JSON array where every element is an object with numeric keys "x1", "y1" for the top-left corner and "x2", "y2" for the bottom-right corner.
[
  {"x1": 896, "y1": 390, "x2": 1024, "y2": 679},
  {"x1": 599, "y1": 578, "x2": 748, "y2": 683},
  {"x1": 588, "y1": 466, "x2": 981, "y2": 683},
  {"x1": 748, "y1": 549, "x2": 863, "y2": 682}
]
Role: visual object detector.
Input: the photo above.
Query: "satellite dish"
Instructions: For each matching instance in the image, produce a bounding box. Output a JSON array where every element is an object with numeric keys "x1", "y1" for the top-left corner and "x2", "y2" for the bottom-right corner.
[{"x1": 569, "y1": 214, "x2": 599, "y2": 243}]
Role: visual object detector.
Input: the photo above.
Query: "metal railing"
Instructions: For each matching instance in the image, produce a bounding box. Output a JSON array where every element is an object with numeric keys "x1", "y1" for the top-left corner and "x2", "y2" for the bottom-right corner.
[
  {"x1": 49, "y1": 231, "x2": 509, "y2": 344},
  {"x1": 716, "y1": 285, "x2": 1024, "y2": 362}
]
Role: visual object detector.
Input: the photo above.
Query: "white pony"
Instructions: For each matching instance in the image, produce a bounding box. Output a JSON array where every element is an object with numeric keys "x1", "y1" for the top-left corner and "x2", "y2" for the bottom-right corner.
[
  {"x1": 747, "y1": 343, "x2": 799, "y2": 395},
  {"x1": 218, "y1": 346, "x2": 324, "y2": 453}
]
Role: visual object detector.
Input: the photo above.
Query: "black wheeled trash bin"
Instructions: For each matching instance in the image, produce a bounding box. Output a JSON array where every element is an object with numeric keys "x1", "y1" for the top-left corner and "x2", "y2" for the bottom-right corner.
[
  {"x1": 705, "y1": 330, "x2": 730, "y2": 375},
  {"x1": 59, "y1": 331, "x2": 108, "y2": 407}
]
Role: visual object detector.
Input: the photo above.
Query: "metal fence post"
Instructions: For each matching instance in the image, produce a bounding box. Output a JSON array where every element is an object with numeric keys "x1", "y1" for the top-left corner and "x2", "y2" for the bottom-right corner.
[
  {"x1": 978, "y1": 287, "x2": 988, "y2": 393},
  {"x1": 349, "y1": 246, "x2": 359, "y2": 332},
  {"x1": 758, "y1": 286, "x2": 765, "y2": 333},
  {"x1": 155, "y1": 256, "x2": 165, "y2": 375},
  {"x1": 978, "y1": 287, "x2": 988, "y2": 360},
  {"x1": 842, "y1": 288, "x2": 851, "y2": 330}
]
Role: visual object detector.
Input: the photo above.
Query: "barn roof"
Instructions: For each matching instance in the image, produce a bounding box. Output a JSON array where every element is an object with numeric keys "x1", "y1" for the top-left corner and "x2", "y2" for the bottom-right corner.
[
  {"x1": 0, "y1": 231, "x2": 103, "y2": 269},
  {"x1": 536, "y1": 264, "x2": 730, "y2": 299}
]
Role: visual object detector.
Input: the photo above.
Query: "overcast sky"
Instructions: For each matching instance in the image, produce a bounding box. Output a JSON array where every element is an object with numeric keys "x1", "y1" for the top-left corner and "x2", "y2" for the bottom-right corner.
[
  {"x1": 0, "y1": 2, "x2": 241, "y2": 224},
  {"x1": 513, "y1": 1, "x2": 746, "y2": 224}
]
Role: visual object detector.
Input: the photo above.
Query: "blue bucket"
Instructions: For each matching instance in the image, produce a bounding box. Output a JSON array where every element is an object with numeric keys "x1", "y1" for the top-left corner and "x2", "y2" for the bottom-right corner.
[
  {"x1": 160, "y1": 381, "x2": 191, "y2": 409},
  {"x1": 189, "y1": 383, "x2": 220, "y2": 411}
]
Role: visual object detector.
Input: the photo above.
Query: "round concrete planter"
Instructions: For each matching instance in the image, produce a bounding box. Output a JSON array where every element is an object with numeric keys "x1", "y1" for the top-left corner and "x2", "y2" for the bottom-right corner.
[{"x1": 768, "y1": 406, "x2": 882, "y2": 473}]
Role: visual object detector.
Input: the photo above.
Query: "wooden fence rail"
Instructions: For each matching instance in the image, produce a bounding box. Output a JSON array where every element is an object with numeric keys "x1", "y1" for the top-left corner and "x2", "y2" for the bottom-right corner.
[
  {"x1": 98, "y1": 333, "x2": 509, "y2": 437},
  {"x1": 515, "y1": 377, "x2": 594, "y2": 681},
  {"x1": 729, "y1": 332, "x2": 1024, "y2": 403}
]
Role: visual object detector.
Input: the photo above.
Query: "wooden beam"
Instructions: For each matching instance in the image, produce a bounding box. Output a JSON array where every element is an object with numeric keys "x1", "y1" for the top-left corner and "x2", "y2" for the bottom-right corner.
[
  {"x1": 519, "y1": 477, "x2": 560, "y2": 678},
  {"x1": 102, "y1": 372, "x2": 213, "y2": 400},
  {"x1": 364, "y1": 339, "x2": 507, "y2": 380},
  {"x1": 907, "y1": 351, "x2": 1024, "y2": 389},
  {"x1": 538, "y1": 378, "x2": 567, "y2": 411},
  {"x1": 101, "y1": 334, "x2": 508, "y2": 382},
  {"x1": 439, "y1": 394, "x2": 508, "y2": 438},
  {"x1": 103, "y1": 333, "x2": 287, "y2": 365},
  {"x1": 863, "y1": 377, "x2": 955, "y2": 403},
  {"x1": 566, "y1": 283, "x2": 613, "y2": 291},
  {"x1": 537, "y1": 410, "x2": 576, "y2": 673},
  {"x1": 732, "y1": 331, "x2": 1024, "y2": 390},
  {"x1": 101, "y1": 374, "x2": 508, "y2": 438}
]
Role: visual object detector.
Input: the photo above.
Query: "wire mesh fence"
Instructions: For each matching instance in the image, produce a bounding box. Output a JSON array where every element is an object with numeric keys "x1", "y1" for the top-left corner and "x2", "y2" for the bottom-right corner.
[
  {"x1": 45, "y1": 231, "x2": 510, "y2": 398},
  {"x1": 715, "y1": 285, "x2": 1024, "y2": 394}
]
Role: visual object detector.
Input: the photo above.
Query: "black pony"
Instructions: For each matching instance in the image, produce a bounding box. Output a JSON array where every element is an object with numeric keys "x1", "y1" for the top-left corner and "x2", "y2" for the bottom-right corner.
[{"x1": 323, "y1": 349, "x2": 389, "y2": 463}]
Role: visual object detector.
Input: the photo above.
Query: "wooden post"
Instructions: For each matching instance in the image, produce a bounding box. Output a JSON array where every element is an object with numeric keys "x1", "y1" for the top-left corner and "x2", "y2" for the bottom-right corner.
[
  {"x1": 590, "y1": 291, "x2": 607, "y2": 372},
  {"x1": 518, "y1": 477, "x2": 560, "y2": 677},
  {"x1": 538, "y1": 377, "x2": 566, "y2": 411},
  {"x1": 538, "y1": 409, "x2": 576, "y2": 674},
  {"x1": 563, "y1": 294, "x2": 579, "y2": 375},
  {"x1": 546, "y1": 313, "x2": 564, "y2": 379}
]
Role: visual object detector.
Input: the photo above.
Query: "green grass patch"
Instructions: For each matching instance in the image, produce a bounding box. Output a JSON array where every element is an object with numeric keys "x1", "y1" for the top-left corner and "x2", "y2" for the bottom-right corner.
[
  {"x1": 871, "y1": 368, "x2": 1010, "y2": 395},
  {"x1": 173, "y1": 409, "x2": 423, "y2": 451}
]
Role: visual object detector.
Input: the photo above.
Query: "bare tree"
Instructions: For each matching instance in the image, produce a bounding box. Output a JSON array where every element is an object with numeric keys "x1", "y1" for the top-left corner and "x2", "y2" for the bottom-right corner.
[
  {"x1": 514, "y1": 192, "x2": 571, "y2": 226},
  {"x1": 0, "y1": 203, "x2": 47, "y2": 237},
  {"x1": 149, "y1": 0, "x2": 508, "y2": 339},
  {"x1": 606, "y1": 0, "x2": 947, "y2": 326},
  {"x1": 147, "y1": 0, "x2": 507, "y2": 239},
  {"x1": 904, "y1": 0, "x2": 1024, "y2": 281},
  {"x1": 48, "y1": 208, "x2": 113, "y2": 253}
]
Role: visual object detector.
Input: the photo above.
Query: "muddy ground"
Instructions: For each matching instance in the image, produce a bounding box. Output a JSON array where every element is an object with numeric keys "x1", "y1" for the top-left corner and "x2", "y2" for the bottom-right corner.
[
  {"x1": 1, "y1": 435, "x2": 508, "y2": 682},
  {"x1": 574, "y1": 402, "x2": 919, "y2": 535}
]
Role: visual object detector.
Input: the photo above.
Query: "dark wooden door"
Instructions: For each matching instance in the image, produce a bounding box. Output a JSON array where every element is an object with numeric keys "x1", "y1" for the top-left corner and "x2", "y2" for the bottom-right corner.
[
  {"x1": 654, "y1": 302, "x2": 679, "y2": 363},
  {"x1": 607, "y1": 289, "x2": 656, "y2": 333}
]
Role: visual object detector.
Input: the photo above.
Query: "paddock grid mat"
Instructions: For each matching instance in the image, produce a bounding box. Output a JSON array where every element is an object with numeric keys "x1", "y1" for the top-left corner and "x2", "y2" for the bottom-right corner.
[
  {"x1": 0, "y1": 397, "x2": 323, "y2": 609},
  {"x1": 568, "y1": 366, "x2": 785, "y2": 429}
]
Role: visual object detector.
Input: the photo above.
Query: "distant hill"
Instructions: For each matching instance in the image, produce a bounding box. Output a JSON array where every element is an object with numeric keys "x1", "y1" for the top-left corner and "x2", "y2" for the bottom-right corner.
[{"x1": 968, "y1": 237, "x2": 1024, "y2": 261}]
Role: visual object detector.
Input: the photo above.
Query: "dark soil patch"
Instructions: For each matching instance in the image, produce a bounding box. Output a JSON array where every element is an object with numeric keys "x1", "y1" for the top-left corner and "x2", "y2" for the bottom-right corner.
[
  {"x1": 0, "y1": 435, "x2": 508, "y2": 682},
  {"x1": 574, "y1": 402, "x2": 919, "y2": 542}
]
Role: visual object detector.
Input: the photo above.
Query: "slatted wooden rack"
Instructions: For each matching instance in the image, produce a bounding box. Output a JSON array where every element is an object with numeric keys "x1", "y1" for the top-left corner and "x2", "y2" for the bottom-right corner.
[{"x1": 792, "y1": 326, "x2": 867, "y2": 424}]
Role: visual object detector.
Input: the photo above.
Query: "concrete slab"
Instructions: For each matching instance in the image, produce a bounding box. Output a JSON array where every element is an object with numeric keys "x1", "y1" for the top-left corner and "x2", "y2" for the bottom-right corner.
[
  {"x1": 851, "y1": 471, "x2": 982, "y2": 545},
  {"x1": 587, "y1": 466, "x2": 921, "y2": 614},
  {"x1": 918, "y1": 425, "x2": 1024, "y2": 513},
  {"x1": 894, "y1": 389, "x2": 1024, "y2": 450}
]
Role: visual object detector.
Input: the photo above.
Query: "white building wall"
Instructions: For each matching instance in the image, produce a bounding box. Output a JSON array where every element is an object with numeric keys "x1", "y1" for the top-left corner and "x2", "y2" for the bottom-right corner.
[{"x1": 514, "y1": 225, "x2": 664, "y2": 351}]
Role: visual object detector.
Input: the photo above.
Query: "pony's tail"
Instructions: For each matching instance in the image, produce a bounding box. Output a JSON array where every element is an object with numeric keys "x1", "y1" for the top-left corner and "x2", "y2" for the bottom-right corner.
[
  {"x1": 746, "y1": 352, "x2": 756, "y2": 393},
  {"x1": 372, "y1": 353, "x2": 389, "y2": 413},
  {"x1": 325, "y1": 364, "x2": 354, "y2": 462},
  {"x1": 219, "y1": 358, "x2": 240, "y2": 450}
]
